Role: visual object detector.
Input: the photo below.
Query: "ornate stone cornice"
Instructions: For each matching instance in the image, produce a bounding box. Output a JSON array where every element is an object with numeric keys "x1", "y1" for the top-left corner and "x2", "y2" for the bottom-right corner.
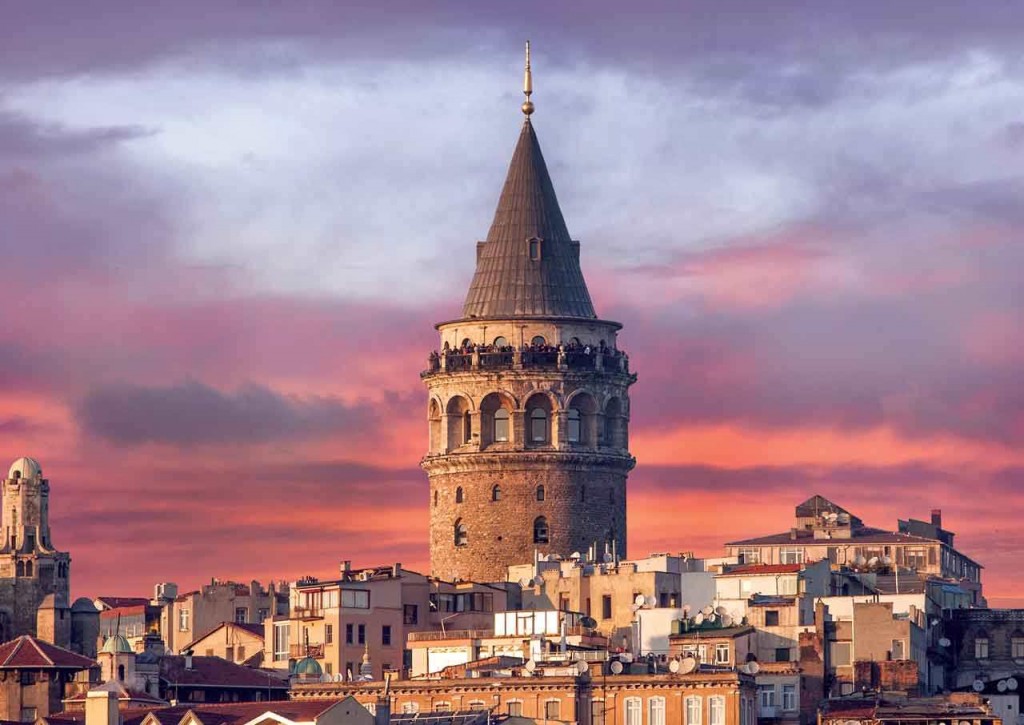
[{"x1": 421, "y1": 450, "x2": 636, "y2": 475}]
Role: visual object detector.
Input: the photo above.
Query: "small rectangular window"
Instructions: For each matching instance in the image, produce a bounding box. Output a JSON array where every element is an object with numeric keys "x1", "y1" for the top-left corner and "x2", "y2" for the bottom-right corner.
[
  {"x1": 545, "y1": 701, "x2": 560, "y2": 720},
  {"x1": 765, "y1": 610, "x2": 780, "y2": 626},
  {"x1": 404, "y1": 604, "x2": 419, "y2": 625},
  {"x1": 508, "y1": 702, "x2": 523, "y2": 717},
  {"x1": 782, "y1": 685, "x2": 796, "y2": 711},
  {"x1": 529, "y1": 238, "x2": 541, "y2": 261},
  {"x1": 325, "y1": 624, "x2": 333, "y2": 644},
  {"x1": 602, "y1": 595, "x2": 613, "y2": 620},
  {"x1": 345, "y1": 623, "x2": 354, "y2": 644},
  {"x1": 775, "y1": 647, "x2": 791, "y2": 662},
  {"x1": 382, "y1": 625, "x2": 392, "y2": 646},
  {"x1": 358, "y1": 624, "x2": 366, "y2": 645}
]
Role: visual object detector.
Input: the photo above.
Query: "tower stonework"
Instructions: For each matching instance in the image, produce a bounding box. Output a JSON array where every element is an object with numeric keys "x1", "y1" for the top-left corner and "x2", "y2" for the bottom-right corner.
[
  {"x1": 422, "y1": 79, "x2": 636, "y2": 583},
  {"x1": 0, "y1": 457, "x2": 72, "y2": 645}
]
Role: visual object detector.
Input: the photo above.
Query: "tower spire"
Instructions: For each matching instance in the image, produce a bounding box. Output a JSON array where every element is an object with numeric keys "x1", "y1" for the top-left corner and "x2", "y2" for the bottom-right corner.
[{"x1": 522, "y1": 40, "x2": 534, "y2": 117}]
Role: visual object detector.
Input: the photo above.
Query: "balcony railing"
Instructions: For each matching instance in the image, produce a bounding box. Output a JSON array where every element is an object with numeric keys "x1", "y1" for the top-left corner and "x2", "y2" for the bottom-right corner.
[
  {"x1": 290, "y1": 643, "x2": 324, "y2": 658},
  {"x1": 407, "y1": 629, "x2": 492, "y2": 642},
  {"x1": 424, "y1": 346, "x2": 631, "y2": 376}
]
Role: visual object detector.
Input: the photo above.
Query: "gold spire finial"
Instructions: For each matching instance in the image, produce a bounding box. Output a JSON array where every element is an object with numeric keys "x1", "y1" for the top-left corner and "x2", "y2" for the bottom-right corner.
[{"x1": 522, "y1": 40, "x2": 535, "y2": 116}]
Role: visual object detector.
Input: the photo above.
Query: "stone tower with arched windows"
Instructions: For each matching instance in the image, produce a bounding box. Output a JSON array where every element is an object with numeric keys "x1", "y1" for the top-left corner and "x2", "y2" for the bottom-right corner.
[
  {"x1": 421, "y1": 58, "x2": 636, "y2": 583},
  {"x1": 0, "y1": 457, "x2": 72, "y2": 645}
]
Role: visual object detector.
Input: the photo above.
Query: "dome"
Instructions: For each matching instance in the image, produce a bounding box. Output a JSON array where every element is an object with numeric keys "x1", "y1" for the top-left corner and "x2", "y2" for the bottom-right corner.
[
  {"x1": 293, "y1": 656, "x2": 322, "y2": 677},
  {"x1": 8, "y1": 457, "x2": 42, "y2": 480},
  {"x1": 100, "y1": 634, "x2": 133, "y2": 654}
]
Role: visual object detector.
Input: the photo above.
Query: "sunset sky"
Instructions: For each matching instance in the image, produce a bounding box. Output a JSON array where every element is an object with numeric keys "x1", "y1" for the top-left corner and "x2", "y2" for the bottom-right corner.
[{"x1": 2, "y1": 2, "x2": 1023, "y2": 605}]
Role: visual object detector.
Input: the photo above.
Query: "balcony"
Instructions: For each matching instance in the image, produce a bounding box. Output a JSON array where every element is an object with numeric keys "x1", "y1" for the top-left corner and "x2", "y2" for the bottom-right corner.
[
  {"x1": 290, "y1": 643, "x2": 324, "y2": 658},
  {"x1": 407, "y1": 629, "x2": 492, "y2": 642},
  {"x1": 423, "y1": 345, "x2": 632, "y2": 377}
]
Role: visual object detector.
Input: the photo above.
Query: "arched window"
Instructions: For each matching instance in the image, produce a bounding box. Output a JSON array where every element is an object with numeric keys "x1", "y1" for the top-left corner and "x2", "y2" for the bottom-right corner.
[
  {"x1": 446, "y1": 396, "x2": 471, "y2": 450},
  {"x1": 529, "y1": 238, "x2": 540, "y2": 261},
  {"x1": 530, "y1": 408, "x2": 548, "y2": 443},
  {"x1": 16, "y1": 561, "x2": 24, "y2": 577},
  {"x1": 492, "y1": 484, "x2": 502, "y2": 502},
  {"x1": 536, "y1": 485, "x2": 545, "y2": 502},
  {"x1": 463, "y1": 411, "x2": 471, "y2": 443},
  {"x1": 493, "y1": 336, "x2": 508, "y2": 348},
  {"x1": 493, "y1": 408, "x2": 510, "y2": 442},
  {"x1": 534, "y1": 516, "x2": 549, "y2": 544},
  {"x1": 117, "y1": 665, "x2": 125, "y2": 682},
  {"x1": 433, "y1": 490, "x2": 438, "y2": 507},
  {"x1": 567, "y1": 408, "x2": 581, "y2": 443},
  {"x1": 25, "y1": 561, "x2": 32, "y2": 577},
  {"x1": 455, "y1": 487, "x2": 464, "y2": 504},
  {"x1": 454, "y1": 520, "x2": 468, "y2": 547},
  {"x1": 531, "y1": 335, "x2": 546, "y2": 346},
  {"x1": 460, "y1": 338, "x2": 471, "y2": 349}
]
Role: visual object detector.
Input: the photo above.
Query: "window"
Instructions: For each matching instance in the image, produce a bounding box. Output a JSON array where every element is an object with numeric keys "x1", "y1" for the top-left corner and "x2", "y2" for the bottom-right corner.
[
  {"x1": 493, "y1": 408, "x2": 510, "y2": 442},
  {"x1": 685, "y1": 696, "x2": 702, "y2": 725},
  {"x1": 325, "y1": 624, "x2": 333, "y2": 644},
  {"x1": 463, "y1": 411, "x2": 471, "y2": 443},
  {"x1": 778, "y1": 576, "x2": 798, "y2": 596},
  {"x1": 567, "y1": 409, "x2": 581, "y2": 442},
  {"x1": 976, "y1": 637, "x2": 990, "y2": 659},
  {"x1": 20, "y1": 708, "x2": 36, "y2": 723},
  {"x1": 891, "y1": 639, "x2": 905, "y2": 660},
  {"x1": 404, "y1": 604, "x2": 419, "y2": 625},
  {"x1": 592, "y1": 701, "x2": 605, "y2": 725},
  {"x1": 764, "y1": 610, "x2": 780, "y2": 627},
  {"x1": 468, "y1": 701, "x2": 487, "y2": 711},
  {"x1": 346, "y1": 623, "x2": 354, "y2": 644},
  {"x1": 709, "y1": 697, "x2": 724, "y2": 725},
  {"x1": 534, "y1": 516, "x2": 549, "y2": 544},
  {"x1": 649, "y1": 697, "x2": 666, "y2": 725},
  {"x1": 178, "y1": 608, "x2": 190, "y2": 631},
  {"x1": 258, "y1": 608, "x2": 269, "y2": 621},
  {"x1": 904, "y1": 546, "x2": 927, "y2": 570},
  {"x1": 341, "y1": 590, "x2": 370, "y2": 609},
  {"x1": 530, "y1": 408, "x2": 549, "y2": 443},
  {"x1": 493, "y1": 336, "x2": 508, "y2": 347},
  {"x1": 759, "y1": 685, "x2": 776, "y2": 710},
  {"x1": 273, "y1": 623, "x2": 290, "y2": 661},
  {"x1": 782, "y1": 685, "x2": 796, "y2": 711},
  {"x1": 237, "y1": 646, "x2": 246, "y2": 660},
  {"x1": 532, "y1": 335, "x2": 546, "y2": 346},
  {"x1": 401, "y1": 703, "x2": 420, "y2": 714},
  {"x1": 235, "y1": 607, "x2": 247, "y2": 624},
  {"x1": 434, "y1": 702, "x2": 451, "y2": 713},
  {"x1": 780, "y1": 547, "x2": 804, "y2": 564},
  {"x1": 455, "y1": 486, "x2": 464, "y2": 503},
  {"x1": 492, "y1": 484, "x2": 501, "y2": 501},
  {"x1": 536, "y1": 484, "x2": 545, "y2": 501},
  {"x1": 545, "y1": 700, "x2": 561, "y2": 720},
  {"x1": 358, "y1": 624, "x2": 366, "y2": 645},
  {"x1": 738, "y1": 548, "x2": 760, "y2": 565},
  {"x1": 624, "y1": 697, "x2": 642, "y2": 725},
  {"x1": 1012, "y1": 636, "x2": 1024, "y2": 659},
  {"x1": 715, "y1": 643, "x2": 730, "y2": 664},
  {"x1": 454, "y1": 519, "x2": 468, "y2": 547},
  {"x1": 508, "y1": 701, "x2": 523, "y2": 717},
  {"x1": 529, "y1": 238, "x2": 541, "y2": 261},
  {"x1": 775, "y1": 647, "x2": 791, "y2": 662},
  {"x1": 382, "y1": 625, "x2": 392, "y2": 646},
  {"x1": 602, "y1": 595, "x2": 613, "y2": 619}
]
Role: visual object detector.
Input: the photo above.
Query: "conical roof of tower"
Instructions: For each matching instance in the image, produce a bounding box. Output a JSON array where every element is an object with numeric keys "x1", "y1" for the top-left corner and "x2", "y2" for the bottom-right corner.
[{"x1": 461, "y1": 119, "x2": 597, "y2": 319}]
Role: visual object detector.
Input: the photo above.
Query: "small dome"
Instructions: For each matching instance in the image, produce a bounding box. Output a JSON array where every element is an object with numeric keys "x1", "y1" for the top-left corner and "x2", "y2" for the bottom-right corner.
[
  {"x1": 293, "y1": 656, "x2": 323, "y2": 677},
  {"x1": 8, "y1": 457, "x2": 42, "y2": 480},
  {"x1": 72, "y1": 597, "x2": 100, "y2": 613},
  {"x1": 100, "y1": 635, "x2": 133, "y2": 654}
]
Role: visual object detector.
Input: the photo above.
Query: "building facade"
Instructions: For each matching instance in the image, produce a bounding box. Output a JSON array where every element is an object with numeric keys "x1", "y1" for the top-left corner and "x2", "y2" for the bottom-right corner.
[
  {"x1": 421, "y1": 56, "x2": 637, "y2": 583},
  {"x1": 162, "y1": 579, "x2": 285, "y2": 654}
]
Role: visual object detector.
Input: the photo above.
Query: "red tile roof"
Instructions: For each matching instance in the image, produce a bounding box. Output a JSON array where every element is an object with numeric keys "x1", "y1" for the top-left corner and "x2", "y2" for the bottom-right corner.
[
  {"x1": 96, "y1": 597, "x2": 151, "y2": 610},
  {"x1": 719, "y1": 563, "x2": 804, "y2": 576},
  {"x1": 0, "y1": 635, "x2": 96, "y2": 669},
  {"x1": 124, "y1": 700, "x2": 339, "y2": 725},
  {"x1": 727, "y1": 526, "x2": 939, "y2": 547},
  {"x1": 160, "y1": 655, "x2": 289, "y2": 689}
]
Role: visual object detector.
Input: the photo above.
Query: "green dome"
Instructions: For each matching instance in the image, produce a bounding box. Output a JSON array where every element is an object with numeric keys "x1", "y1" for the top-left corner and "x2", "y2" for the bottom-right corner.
[
  {"x1": 293, "y1": 656, "x2": 322, "y2": 677},
  {"x1": 101, "y1": 635, "x2": 133, "y2": 654}
]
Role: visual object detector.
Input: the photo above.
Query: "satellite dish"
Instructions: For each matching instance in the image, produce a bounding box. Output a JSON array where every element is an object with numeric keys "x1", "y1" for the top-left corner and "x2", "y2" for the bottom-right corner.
[
  {"x1": 682, "y1": 604, "x2": 692, "y2": 615},
  {"x1": 532, "y1": 576, "x2": 545, "y2": 587},
  {"x1": 881, "y1": 556, "x2": 893, "y2": 566},
  {"x1": 610, "y1": 660, "x2": 624, "y2": 675},
  {"x1": 694, "y1": 613, "x2": 705, "y2": 625},
  {"x1": 939, "y1": 638, "x2": 952, "y2": 648},
  {"x1": 333, "y1": 673, "x2": 343, "y2": 682},
  {"x1": 998, "y1": 680, "x2": 1008, "y2": 693},
  {"x1": 576, "y1": 660, "x2": 590, "y2": 675},
  {"x1": 702, "y1": 606, "x2": 714, "y2": 616},
  {"x1": 603, "y1": 552, "x2": 614, "y2": 563},
  {"x1": 525, "y1": 659, "x2": 537, "y2": 672},
  {"x1": 519, "y1": 579, "x2": 530, "y2": 589},
  {"x1": 580, "y1": 616, "x2": 597, "y2": 629},
  {"x1": 570, "y1": 551, "x2": 582, "y2": 560},
  {"x1": 854, "y1": 556, "x2": 867, "y2": 567},
  {"x1": 669, "y1": 659, "x2": 681, "y2": 673},
  {"x1": 722, "y1": 614, "x2": 735, "y2": 627},
  {"x1": 867, "y1": 557, "x2": 880, "y2": 567},
  {"x1": 679, "y1": 657, "x2": 697, "y2": 674},
  {"x1": 972, "y1": 680, "x2": 985, "y2": 692},
  {"x1": 930, "y1": 619, "x2": 940, "y2": 627},
  {"x1": 1007, "y1": 678, "x2": 1018, "y2": 691},
  {"x1": 320, "y1": 673, "x2": 332, "y2": 682},
  {"x1": 715, "y1": 606, "x2": 727, "y2": 615},
  {"x1": 635, "y1": 594, "x2": 647, "y2": 607},
  {"x1": 746, "y1": 661, "x2": 761, "y2": 675}
]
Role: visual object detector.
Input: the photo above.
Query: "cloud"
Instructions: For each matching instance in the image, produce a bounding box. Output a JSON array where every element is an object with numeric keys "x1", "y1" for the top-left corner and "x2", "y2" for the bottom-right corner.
[{"x1": 76, "y1": 381, "x2": 376, "y2": 446}]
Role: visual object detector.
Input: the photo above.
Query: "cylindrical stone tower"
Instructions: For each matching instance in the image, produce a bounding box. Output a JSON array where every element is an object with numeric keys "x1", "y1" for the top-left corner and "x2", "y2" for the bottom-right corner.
[{"x1": 421, "y1": 59, "x2": 636, "y2": 583}]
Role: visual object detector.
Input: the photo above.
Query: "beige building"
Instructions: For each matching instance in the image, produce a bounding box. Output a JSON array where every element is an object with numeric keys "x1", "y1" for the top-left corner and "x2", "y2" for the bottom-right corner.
[
  {"x1": 163, "y1": 579, "x2": 286, "y2": 654},
  {"x1": 725, "y1": 496, "x2": 984, "y2": 604},
  {"x1": 264, "y1": 563, "x2": 508, "y2": 680},
  {"x1": 182, "y1": 621, "x2": 265, "y2": 666}
]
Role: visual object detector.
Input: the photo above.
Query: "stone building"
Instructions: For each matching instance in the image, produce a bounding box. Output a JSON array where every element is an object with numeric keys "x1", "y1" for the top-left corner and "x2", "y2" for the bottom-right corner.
[
  {"x1": 0, "y1": 634, "x2": 96, "y2": 721},
  {"x1": 162, "y1": 579, "x2": 286, "y2": 654},
  {"x1": 422, "y1": 47, "x2": 637, "y2": 584},
  {"x1": 0, "y1": 457, "x2": 93, "y2": 651}
]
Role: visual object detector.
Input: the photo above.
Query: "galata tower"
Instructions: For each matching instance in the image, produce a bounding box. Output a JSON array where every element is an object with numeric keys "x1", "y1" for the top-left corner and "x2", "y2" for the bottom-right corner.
[{"x1": 422, "y1": 44, "x2": 637, "y2": 583}]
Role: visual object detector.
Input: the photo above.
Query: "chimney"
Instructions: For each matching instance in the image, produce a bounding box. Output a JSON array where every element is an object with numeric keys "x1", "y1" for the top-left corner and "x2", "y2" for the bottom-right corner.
[
  {"x1": 184, "y1": 648, "x2": 193, "y2": 670},
  {"x1": 393, "y1": 562, "x2": 402, "y2": 578},
  {"x1": 342, "y1": 560, "x2": 352, "y2": 578},
  {"x1": 86, "y1": 690, "x2": 119, "y2": 725},
  {"x1": 375, "y1": 672, "x2": 393, "y2": 725},
  {"x1": 790, "y1": 528, "x2": 798, "y2": 541},
  {"x1": 931, "y1": 509, "x2": 942, "y2": 528}
]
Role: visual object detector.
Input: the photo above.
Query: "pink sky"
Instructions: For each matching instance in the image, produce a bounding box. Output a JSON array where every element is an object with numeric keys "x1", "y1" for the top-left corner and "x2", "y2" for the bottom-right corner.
[{"x1": 1, "y1": 2, "x2": 1023, "y2": 606}]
